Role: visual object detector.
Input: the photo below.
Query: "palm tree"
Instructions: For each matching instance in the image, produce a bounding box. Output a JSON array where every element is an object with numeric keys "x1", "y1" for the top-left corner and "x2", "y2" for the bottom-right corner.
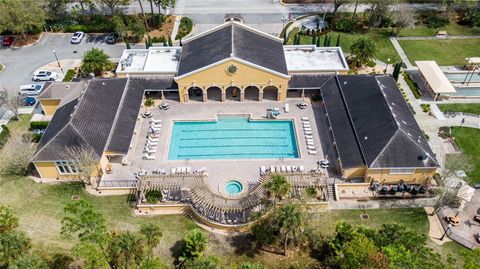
[
  {"x1": 277, "y1": 203, "x2": 304, "y2": 256},
  {"x1": 81, "y1": 48, "x2": 113, "y2": 76},
  {"x1": 264, "y1": 174, "x2": 291, "y2": 210},
  {"x1": 137, "y1": 0, "x2": 149, "y2": 30},
  {"x1": 139, "y1": 223, "x2": 162, "y2": 256},
  {"x1": 111, "y1": 231, "x2": 145, "y2": 269},
  {"x1": 179, "y1": 229, "x2": 208, "y2": 267},
  {"x1": 350, "y1": 37, "x2": 376, "y2": 67}
]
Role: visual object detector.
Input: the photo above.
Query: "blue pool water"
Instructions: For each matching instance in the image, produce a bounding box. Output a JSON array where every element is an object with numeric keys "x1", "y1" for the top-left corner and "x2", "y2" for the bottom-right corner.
[
  {"x1": 168, "y1": 116, "x2": 299, "y2": 160},
  {"x1": 225, "y1": 180, "x2": 243, "y2": 195},
  {"x1": 450, "y1": 87, "x2": 480, "y2": 97},
  {"x1": 445, "y1": 73, "x2": 480, "y2": 83}
]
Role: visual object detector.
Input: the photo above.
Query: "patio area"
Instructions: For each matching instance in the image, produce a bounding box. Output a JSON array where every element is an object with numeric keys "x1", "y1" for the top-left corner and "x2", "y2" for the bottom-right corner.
[{"x1": 101, "y1": 97, "x2": 335, "y2": 196}]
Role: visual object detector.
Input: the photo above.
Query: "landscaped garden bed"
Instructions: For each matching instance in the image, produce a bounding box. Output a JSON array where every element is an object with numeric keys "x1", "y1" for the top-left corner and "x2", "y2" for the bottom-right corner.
[{"x1": 437, "y1": 103, "x2": 480, "y2": 115}]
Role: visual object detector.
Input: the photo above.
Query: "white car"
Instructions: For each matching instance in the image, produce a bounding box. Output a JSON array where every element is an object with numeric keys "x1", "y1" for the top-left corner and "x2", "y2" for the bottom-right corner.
[
  {"x1": 32, "y1": 70, "x2": 58, "y2": 82},
  {"x1": 19, "y1": 84, "x2": 43, "y2": 96},
  {"x1": 70, "y1": 31, "x2": 85, "y2": 44}
]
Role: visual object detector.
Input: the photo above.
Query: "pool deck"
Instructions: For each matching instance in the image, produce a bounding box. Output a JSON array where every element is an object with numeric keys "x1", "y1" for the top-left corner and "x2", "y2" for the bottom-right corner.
[{"x1": 102, "y1": 98, "x2": 335, "y2": 195}]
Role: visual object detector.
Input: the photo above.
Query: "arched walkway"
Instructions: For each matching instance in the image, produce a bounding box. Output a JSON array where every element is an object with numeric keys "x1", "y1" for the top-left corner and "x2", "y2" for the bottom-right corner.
[
  {"x1": 206, "y1": 87, "x2": 222, "y2": 102},
  {"x1": 244, "y1": 86, "x2": 260, "y2": 101},
  {"x1": 187, "y1": 87, "x2": 204, "y2": 102},
  {"x1": 226, "y1": 86, "x2": 241, "y2": 101},
  {"x1": 263, "y1": 86, "x2": 279, "y2": 101}
]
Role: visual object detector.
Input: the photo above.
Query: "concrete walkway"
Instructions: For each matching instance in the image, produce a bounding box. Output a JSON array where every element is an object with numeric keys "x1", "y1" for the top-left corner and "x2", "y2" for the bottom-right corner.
[{"x1": 389, "y1": 37, "x2": 414, "y2": 70}]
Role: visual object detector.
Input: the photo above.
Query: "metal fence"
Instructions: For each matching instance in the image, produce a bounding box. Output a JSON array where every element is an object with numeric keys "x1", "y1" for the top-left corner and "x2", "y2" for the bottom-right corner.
[{"x1": 98, "y1": 180, "x2": 138, "y2": 188}]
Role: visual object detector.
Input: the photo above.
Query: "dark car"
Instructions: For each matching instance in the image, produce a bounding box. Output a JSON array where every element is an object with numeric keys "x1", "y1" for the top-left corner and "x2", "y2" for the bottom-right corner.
[
  {"x1": 22, "y1": 96, "x2": 36, "y2": 106},
  {"x1": 105, "y1": 33, "x2": 119, "y2": 44},
  {"x1": 2, "y1": 36, "x2": 14, "y2": 47}
]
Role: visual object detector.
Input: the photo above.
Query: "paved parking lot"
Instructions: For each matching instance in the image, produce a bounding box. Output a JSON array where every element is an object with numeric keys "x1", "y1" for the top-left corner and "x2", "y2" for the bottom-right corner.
[{"x1": 0, "y1": 33, "x2": 142, "y2": 94}]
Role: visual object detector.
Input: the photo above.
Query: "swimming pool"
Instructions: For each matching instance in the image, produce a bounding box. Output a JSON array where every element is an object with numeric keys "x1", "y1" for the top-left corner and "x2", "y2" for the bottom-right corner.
[
  {"x1": 168, "y1": 116, "x2": 299, "y2": 160},
  {"x1": 445, "y1": 72, "x2": 480, "y2": 83},
  {"x1": 450, "y1": 87, "x2": 480, "y2": 97}
]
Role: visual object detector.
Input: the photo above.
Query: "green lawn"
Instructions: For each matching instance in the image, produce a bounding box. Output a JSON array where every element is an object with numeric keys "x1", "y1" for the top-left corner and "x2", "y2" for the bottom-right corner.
[
  {"x1": 288, "y1": 29, "x2": 400, "y2": 63},
  {"x1": 399, "y1": 24, "x2": 480, "y2": 37},
  {"x1": 437, "y1": 103, "x2": 480, "y2": 115},
  {"x1": 399, "y1": 39, "x2": 480, "y2": 66},
  {"x1": 0, "y1": 116, "x2": 474, "y2": 267},
  {"x1": 451, "y1": 127, "x2": 480, "y2": 185}
]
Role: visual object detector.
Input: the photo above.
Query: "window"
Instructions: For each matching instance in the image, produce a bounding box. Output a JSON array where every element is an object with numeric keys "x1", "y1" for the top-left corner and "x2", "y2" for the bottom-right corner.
[
  {"x1": 389, "y1": 168, "x2": 415, "y2": 175},
  {"x1": 55, "y1": 161, "x2": 78, "y2": 174}
]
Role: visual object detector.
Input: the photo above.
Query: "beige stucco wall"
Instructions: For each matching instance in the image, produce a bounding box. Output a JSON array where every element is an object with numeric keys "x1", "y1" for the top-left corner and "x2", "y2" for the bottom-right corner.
[
  {"x1": 34, "y1": 154, "x2": 109, "y2": 180},
  {"x1": 40, "y1": 99, "x2": 61, "y2": 116},
  {"x1": 175, "y1": 59, "x2": 290, "y2": 102},
  {"x1": 343, "y1": 166, "x2": 367, "y2": 179},
  {"x1": 365, "y1": 168, "x2": 436, "y2": 185}
]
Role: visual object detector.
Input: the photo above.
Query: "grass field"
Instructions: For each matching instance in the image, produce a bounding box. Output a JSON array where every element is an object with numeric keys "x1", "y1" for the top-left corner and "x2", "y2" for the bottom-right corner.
[
  {"x1": 399, "y1": 24, "x2": 480, "y2": 37},
  {"x1": 399, "y1": 39, "x2": 480, "y2": 66},
  {"x1": 437, "y1": 103, "x2": 480, "y2": 115},
  {"x1": 287, "y1": 28, "x2": 400, "y2": 63},
  {"x1": 0, "y1": 116, "x2": 474, "y2": 267},
  {"x1": 451, "y1": 127, "x2": 480, "y2": 185}
]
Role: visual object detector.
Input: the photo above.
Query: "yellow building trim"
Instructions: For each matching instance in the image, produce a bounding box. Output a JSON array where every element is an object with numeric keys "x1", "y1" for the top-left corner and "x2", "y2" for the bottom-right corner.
[
  {"x1": 40, "y1": 99, "x2": 61, "y2": 117},
  {"x1": 365, "y1": 168, "x2": 436, "y2": 185}
]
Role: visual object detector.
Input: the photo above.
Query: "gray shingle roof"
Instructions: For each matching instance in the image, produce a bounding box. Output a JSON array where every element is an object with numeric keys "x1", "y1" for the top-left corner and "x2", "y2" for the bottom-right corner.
[
  {"x1": 37, "y1": 81, "x2": 87, "y2": 100},
  {"x1": 33, "y1": 79, "x2": 129, "y2": 161},
  {"x1": 320, "y1": 75, "x2": 439, "y2": 169},
  {"x1": 177, "y1": 22, "x2": 288, "y2": 77},
  {"x1": 288, "y1": 74, "x2": 333, "y2": 89}
]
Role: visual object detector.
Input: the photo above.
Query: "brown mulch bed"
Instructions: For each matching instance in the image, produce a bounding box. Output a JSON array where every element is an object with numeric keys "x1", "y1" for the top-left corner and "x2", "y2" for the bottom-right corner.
[
  {"x1": 12, "y1": 33, "x2": 42, "y2": 47},
  {"x1": 149, "y1": 15, "x2": 175, "y2": 39}
]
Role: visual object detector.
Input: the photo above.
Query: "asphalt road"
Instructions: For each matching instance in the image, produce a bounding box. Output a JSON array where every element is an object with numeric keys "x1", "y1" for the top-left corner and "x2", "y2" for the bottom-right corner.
[{"x1": 0, "y1": 33, "x2": 143, "y2": 93}]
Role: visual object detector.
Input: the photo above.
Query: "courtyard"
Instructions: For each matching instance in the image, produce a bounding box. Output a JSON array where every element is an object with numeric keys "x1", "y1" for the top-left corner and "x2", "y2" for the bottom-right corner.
[{"x1": 102, "y1": 97, "x2": 337, "y2": 196}]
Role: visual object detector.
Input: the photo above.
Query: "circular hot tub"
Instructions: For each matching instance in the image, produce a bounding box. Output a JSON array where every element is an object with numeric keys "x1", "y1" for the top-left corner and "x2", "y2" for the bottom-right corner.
[
  {"x1": 225, "y1": 180, "x2": 243, "y2": 195},
  {"x1": 219, "y1": 179, "x2": 246, "y2": 198}
]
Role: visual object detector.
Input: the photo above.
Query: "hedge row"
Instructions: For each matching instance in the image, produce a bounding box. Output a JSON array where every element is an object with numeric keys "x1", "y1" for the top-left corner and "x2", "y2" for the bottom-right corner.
[
  {"x1": 175, "y1": 17, "x2": 193, "y2": 40},
  {"x1": 30, "y1": 121, "x2": 49, "y2": 130},
  {"x1": 63, "y1": 69, "x2": 75, "y2": 82},
  {"x1": 403, "y1": 72, "x2": 422, "y2": 99}
]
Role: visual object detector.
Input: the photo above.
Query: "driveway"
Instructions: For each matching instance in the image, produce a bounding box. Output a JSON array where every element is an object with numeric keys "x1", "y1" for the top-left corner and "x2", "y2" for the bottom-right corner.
[{"x1": 0, "y1": 33, "x2": 143, "y2": 93}]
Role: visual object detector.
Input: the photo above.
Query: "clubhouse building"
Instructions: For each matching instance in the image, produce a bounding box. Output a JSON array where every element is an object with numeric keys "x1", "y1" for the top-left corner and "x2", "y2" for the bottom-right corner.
[{"x1": 32, "y1": 21, "x2": 439, "y2": 193}]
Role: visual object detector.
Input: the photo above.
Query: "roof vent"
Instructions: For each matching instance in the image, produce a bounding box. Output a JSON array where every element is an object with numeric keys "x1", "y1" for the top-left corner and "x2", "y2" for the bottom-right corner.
[
  {"x1": 343, "y1": 81, "x2": 347, "y2": 85},
  {"x1": 364, "y1": 136, "x2": 368, "y2": 140},
  {"x1": 102, "y1": 82, "x2": 106, "y2": 85}
]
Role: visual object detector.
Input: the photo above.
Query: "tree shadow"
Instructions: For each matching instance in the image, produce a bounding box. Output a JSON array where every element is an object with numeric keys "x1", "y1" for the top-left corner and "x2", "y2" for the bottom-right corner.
[
  {"x1": 170, "y1": 239, "x2": 185, "y2": 267},
  {"x1": 227, "y1": 233, "x2": 260, "y2": 258}
]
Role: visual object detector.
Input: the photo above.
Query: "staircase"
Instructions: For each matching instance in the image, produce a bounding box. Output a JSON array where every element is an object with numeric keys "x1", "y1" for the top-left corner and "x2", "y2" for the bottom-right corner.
[{"x1": 326, "y1": 184, "x2": 336, "y2": 201}]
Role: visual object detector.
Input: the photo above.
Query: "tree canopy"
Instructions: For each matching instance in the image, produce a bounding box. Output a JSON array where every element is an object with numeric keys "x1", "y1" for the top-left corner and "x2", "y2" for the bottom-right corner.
[
  {"x1": 0, "y1": 0, "x2": 46, "y2": 38},
  {"x1": 350, "y1": 37, "x2": 376, "y2": 67},
  {"x1": 81, "y1": 48, "x2": 114, "y2": 76}
]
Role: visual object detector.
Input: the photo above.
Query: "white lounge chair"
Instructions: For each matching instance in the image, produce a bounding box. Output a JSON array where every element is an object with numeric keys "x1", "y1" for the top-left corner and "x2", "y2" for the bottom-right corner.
[
  {"x1": 281, "y1": 166, "x2": 286, "y2": 172},
  {"x1": 144, "y1": 147, "x2": 156, "y2": 154},
  {"x1": 304, "y1": 127, "x2": 312, "y2": 132},
  {"x1": 260, "y1": 166, "x2": 266, "y2": 175},
  {"x1": 270, "y1": 166, "x2": 275, "y2": 173},
  {"x1": 284, "y1": 103, "x2": 289, "y2": 113},
  {"x1": 148, "y1": 137, "x2": 159, "y2": 142},
  {"x1": 303, "y1": 123, "x2": 311, "y2": 127},
  {"x1": 171, "y1": 168, "x2": 176, "y2": 174},
  {"x1": 143, "y1": 153, "x2": 155, "y2": 160},
  {"x1": 307, "y1": 145, "x2": 316, "y2": 150},
  {"x1": 301, "y1": 117, "x2": 309, "y2": 121},
  {"x1": 306, "y1": 139, "x2": 314, "y2": 143},
  {"x1": 292, "y1": 166, "x2": 298, "y2": 172},
  {"x1": 187, "y1": 167, "x2": 192, "y2": 173},
  {"x1": 305, "y1": 135, "x2": 313, "y2": 139},
  {"x1": 181, "y1": 167, "x2": 187, "y2": 174},
  {"x1": 147, "y1": 141, "x2": 158, "y2": 146},
  {"x1": 275, "y1": 166, "x2": 281, "y2": 173},
  {"x1": 307, "y1": 141, "x2": 314, "y2": 146},
  {"x1": 150, "y1": 119, "x2": 161, "y2": 124},
  {"x1": 305, "y1": 131, "x2": 312, "y2": 135},
  {"x1": 299, "y1": 165, "x2": 305, "y2": 172},
  {"x1": 308, "y1": 150, "x2": 317, "y2": 155},
  {"x1": 151, "y1": 122, "x2": 161, "y2": 128},
  {"x1": 286, "y1": 166, "x2": 292, "y2": 172}
]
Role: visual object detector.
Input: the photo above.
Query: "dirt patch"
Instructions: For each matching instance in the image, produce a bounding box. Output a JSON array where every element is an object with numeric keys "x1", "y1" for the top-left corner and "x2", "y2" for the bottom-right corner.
[
  {"x1": 13, "y1": 33, "x2": 42, "y2": 47},
  {"x1": 149, "y1": 15, "x2": 175, "y2": 39}
]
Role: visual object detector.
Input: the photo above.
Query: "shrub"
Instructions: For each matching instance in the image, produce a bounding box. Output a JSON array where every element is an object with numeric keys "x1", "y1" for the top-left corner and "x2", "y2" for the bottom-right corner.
[
  {"x1": 144, "y1": 97, "x2": 154, "y2": 107},
  {"x1": 151, "y1": 36, "x2": 166, "y2": 43},
  {"x1": 424, "y1": 14, "x2": 449, "y2": 29},
  {"x1": 30, "y1": 121, "x2": 49, "y2": 130},
  {"x1": 32, "y1": 133, "x2": 42, "y2": 143},
  {"x1": 0, "y1": 125, "x2": 10, "y2": 150},
  {"x1": 421, "y1": 103, "x2": 431, "y2": 113},
  {"x1": 334, "y1": 18, "x2": 357, "y2": 32},
  {"x1": 403, "y1": 72, "x2": 422, "y2": 99},
  {"x1": 175, "y1": 17, "x2": 193, "y2": 40},
  {"x1": 145, "y1": 190, "x2": 162, "y2": 204},
  {"x1": 63, "y1": 69, "x2": 75, "y2": 82},
  {"x1": 462, "y1": 9, "x2": 480, "y2": 27}
]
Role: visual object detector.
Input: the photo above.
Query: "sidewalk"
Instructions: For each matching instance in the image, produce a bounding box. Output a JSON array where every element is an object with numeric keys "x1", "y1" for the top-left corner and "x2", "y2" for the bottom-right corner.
[{"x1": 389, "y1": 37, "x2": 414, "y2": 69}]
